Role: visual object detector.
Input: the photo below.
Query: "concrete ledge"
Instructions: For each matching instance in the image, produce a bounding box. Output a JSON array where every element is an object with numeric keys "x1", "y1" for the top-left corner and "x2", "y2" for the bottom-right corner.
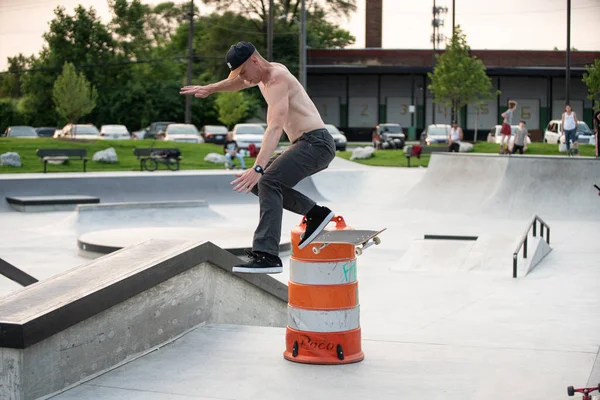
[
  {"x1": 6, "y1": 195, "x2": 100, "y2": 212},
  {"x1": 76, "y1": 227, "x2": 292, "y2": 259},
  {"x1": 0, "y1": 239, "x2": 288, "y2": 400}
]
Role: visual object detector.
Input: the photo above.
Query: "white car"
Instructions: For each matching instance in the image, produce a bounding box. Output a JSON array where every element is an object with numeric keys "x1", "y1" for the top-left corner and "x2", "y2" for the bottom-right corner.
[
  {"x1": 324, "y1": 124, "x2": 347, "y2": 151},
  {"x1": 232, "y1": 123, "x2": 266, "y2": 150},
  {"x1": 422, "y1": 124, "x2": 451, "y2": 145},
  {"x1": 162, "y1": 124, "x2": 204, "y2": 144},
  {"x1": 544, "y1": 120, "x2": 595, "y2": 146},
  {"x1": 489, "y1": 125, "x2": 531, "y2": 149},
  {"x1": 100, "y1": 124, "x2": 131, "y2": 140},
  {"x1": 61, "y1": 124, "x2": 102, "y2": 140},
  {"x1": 3, "y1": 126, "x2": 38, "y2": 139}
]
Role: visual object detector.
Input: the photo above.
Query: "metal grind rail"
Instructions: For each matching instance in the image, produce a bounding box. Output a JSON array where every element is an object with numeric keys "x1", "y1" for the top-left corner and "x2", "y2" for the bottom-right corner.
[{"x1": 513, "y1": 215, "x2": 550, "y2": 278}]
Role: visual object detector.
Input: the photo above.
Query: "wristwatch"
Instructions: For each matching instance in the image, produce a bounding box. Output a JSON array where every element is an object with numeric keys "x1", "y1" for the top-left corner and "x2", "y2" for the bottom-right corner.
[{"x1": 253, "y1": 165, "x2": 264, "y2": 175}]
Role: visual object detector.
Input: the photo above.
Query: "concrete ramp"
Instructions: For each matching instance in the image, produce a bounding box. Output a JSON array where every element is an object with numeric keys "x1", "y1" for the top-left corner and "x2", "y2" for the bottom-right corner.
[
  {"x1": 400, "y1": 153, "x2": 508, "y2": 212},
  {"x1": 399, "y1": 153, "x2": 600, "y2": 220},
  {"x1": 484, "y1": 156, "x2": 600, "y2": 219},
  {"x1": 0, "y1": 239, "x2": 287, "y2": 400},
  {"x1": 74, "y1": 200, "x2": 225, "y2": 234},
  {"x1": 394, "y1": 233, "x2": 523, "y2": 277},
  {"x1": 0, "y1": 171, "x2": 324, "y2": 212}
]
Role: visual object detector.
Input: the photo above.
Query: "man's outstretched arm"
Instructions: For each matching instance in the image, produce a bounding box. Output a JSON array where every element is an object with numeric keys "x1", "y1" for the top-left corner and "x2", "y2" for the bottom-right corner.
[{"x1": 180, "y1": 77, "x2": 256, "y2": 98}]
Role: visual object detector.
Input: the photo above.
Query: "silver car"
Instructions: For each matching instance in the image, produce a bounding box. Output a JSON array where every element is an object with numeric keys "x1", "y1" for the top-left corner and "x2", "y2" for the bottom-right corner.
[
  {"x1": 100, "y1": 124, "x2": 131, "y2": 140},
  {"x1": 324, "y1": 124, "x2": 347, "y2": 151},
  {"x1": 232, "y1": 123, "x2": 266, "y2": 150},
  {"x1": 163, "y1": 124, "x2": 204, "y2": 144},
  {"x1": 3, "y1": 126, "x2": 38, "y2": 138}
]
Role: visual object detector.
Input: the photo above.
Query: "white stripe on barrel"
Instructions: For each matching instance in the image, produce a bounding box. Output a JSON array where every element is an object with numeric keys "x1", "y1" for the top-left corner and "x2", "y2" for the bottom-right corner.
[
  {"x1": 287, "y1": 305, "x2": 360, "y2": 333},
  {"x1": 290, "y1": 259, "x2": 358, "y2": 285}
]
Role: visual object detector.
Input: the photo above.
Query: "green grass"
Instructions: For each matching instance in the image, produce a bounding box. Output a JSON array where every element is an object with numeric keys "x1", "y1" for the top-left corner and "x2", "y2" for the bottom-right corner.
[
  {"x1": 472, "y1": 141, "x2": 597, "y2": 156},
  {"x1": 338, "y1": 142, "x2": 597, "y2": 167},
  {"x1": 337, "y1": 150, "x2": 432, "y2": 167},
  {"x1": 0, "y1": 138, "x2": 255, "y2": 173},
  {"x1": 1, "y1": 138, "x2": 597, "y2": 173}
]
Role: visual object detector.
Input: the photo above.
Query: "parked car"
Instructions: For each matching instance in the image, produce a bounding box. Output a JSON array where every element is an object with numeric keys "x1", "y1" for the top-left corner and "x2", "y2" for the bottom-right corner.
[
  {"x1": 100, "y1": 124, "x2": 131, "y2": 140},
  {"x1": 324, "y1": 124, "x2": 347, "y2": 151},
  {"x1": 232, "y1": 123, "x2": 266, "y2": 150},
  {"x1": 544, "y1": 120, "x2": 595, "y2": 145},
  {"x1": 136, "y1": 121, "x2": 176, "y2": 140},
  {"x1": 3, "y1": 126, "x2": 38, "y2": 138},
  {"x1": 489, "y1": 124, "x2": 531, "y2": 149},
  {"x1": 61, "y1": 124, "x2": 102, "y2": 140},
  {"x1": 162, "y1": 124, "x2": 204, "y2": 143},
  {"x1": 375, "y1": 123, "x2": 405, "y2": 148},
  {"x1": 34, "y1": 127, "x2": 57, "y2": 138},
  {"x1": 200, "y1": 125, "x2": 228, "y2": 144},
  {"x1": 422, "y1": 124, "x2": 451, "y2": 145}
]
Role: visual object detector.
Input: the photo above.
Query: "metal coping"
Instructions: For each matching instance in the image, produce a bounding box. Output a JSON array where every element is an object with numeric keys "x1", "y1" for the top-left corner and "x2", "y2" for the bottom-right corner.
[
  {"x1": 6, "y1": 196, "x2": 100, "y2": 206},
  {"x1": 424, "y1": 235, "x2": 478, "y2": 241}
]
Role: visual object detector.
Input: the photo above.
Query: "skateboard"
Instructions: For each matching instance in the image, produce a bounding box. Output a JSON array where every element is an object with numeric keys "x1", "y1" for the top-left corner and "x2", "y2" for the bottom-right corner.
[{"x1": 310, "y1": 228, "x2": 387, "y2": 256}]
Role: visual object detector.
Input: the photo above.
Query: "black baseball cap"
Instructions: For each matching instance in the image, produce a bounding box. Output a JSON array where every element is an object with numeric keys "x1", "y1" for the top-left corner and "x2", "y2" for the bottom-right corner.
[{"x1": 226, "y1": 41, "x2": 256, "y2": 80}]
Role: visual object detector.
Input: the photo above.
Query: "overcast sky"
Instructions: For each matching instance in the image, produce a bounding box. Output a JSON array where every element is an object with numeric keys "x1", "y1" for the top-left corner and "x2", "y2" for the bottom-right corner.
[{"x1": 1, "y1": 0, "x2": 599, "y2": 71}]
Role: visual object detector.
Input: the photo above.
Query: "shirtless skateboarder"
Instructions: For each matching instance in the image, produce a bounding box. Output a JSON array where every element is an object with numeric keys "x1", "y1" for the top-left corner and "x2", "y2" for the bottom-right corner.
[{"x1": 180, "y1": 41, "x2": 336, "y2": 274}]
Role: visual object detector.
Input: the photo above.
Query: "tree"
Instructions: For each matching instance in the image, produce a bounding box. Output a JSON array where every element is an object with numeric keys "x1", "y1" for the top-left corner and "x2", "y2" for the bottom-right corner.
[
  {"x1": 201, "y1": 0, "x2": 356, "y2": 29},
  {"x1": 583, "y1": 59, "x2": 600, "y2": 111},
  {"x1": 428, "y1": 26, "x2": 498, "y2": 124},
  {"x1": 52, "y1": 62, "x2": 98, "y2": 125},
  {"x1": 215, "y1": 91, "x2": 258, "y2": 127}
]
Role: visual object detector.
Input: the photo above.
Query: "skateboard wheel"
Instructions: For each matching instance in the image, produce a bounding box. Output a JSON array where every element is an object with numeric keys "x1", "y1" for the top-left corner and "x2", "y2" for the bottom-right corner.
[
  {"x1": 373, "y1": 236, "x2": 381, "y2": 245},
  {"x1": 355, "y1": 247, "x2": 363, "y2": 256},
  {"x1": 312, "y1": 247, "x2": 320, "y2": 254},
  {"x1": 567, "y1": 386, "x2": 574, "y2": 396}
]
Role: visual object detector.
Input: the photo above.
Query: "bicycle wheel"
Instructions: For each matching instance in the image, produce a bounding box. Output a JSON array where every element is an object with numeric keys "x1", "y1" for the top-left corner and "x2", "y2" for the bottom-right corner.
[
  {"x1": 143, "y1": 158, "x2": 158, "y2": 172},
  {"x1": 166, "y1": 158, "x2": 180, "y2": 171}
]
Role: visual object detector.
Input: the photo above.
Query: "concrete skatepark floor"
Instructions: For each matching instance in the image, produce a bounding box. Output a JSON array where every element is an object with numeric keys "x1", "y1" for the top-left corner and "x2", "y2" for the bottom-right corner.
[{"x1": 1, "y1": 154, "x2": 599, "y2": 399}]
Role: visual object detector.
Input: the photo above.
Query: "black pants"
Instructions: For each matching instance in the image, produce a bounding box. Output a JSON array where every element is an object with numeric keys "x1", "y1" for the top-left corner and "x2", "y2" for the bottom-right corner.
[
  {"x1": 449, "y1": 142, "x2": 460, "y2": 152},
  {"x1": 512, "y1": 144, "x2": 524, "y2": 154},
  {"x1": 250, "y1": 128, "x2": 336, "y2": 255}
]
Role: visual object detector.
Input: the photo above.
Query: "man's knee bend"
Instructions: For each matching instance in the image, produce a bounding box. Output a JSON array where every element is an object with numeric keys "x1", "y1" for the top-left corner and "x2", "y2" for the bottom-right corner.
[{"x1": 258, "y1": 174, "x2": 280, "y2": 191}]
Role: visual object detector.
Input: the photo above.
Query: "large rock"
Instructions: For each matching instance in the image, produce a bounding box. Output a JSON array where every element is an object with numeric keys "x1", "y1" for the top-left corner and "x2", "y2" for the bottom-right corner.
[
  {"x1": 204, "y1": 152, "x2": 227, "y2": 164},
  {"x1": 459, "y1": 142, "x2": 474, "y2": 152},
  {"x1": 0, "y1": 152, "x2": 22, "y2": 167},
  {"x1": 93, "y1": 148, "x2": 118, "y2": 163},
  {"x1": 350, "y1": 146, "x2": 375, "y2": 160}
]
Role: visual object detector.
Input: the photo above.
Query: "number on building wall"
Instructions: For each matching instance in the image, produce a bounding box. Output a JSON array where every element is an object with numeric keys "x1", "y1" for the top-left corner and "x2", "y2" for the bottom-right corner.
[
  {"x1": 521, "y1": 106, "x2": 531, "y2": 120},
  {"x1": 322, "y1": 104, "x2": 328, "y2": 117},
  {"x1": 361, "y1": 104, "x2": 369, "y2": 116},
  {"x1": 480, "y1": 103, "x2": 489, "y2": 115},
  {"x1": 401, "y1": 104, "x2": 408, "y2": 115}
]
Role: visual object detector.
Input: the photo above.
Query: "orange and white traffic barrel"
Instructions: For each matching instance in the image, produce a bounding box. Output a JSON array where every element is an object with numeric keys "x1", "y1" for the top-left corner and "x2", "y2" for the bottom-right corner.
[{"x1": 283, "y1": 216, "x2": 364, "y2": 364}]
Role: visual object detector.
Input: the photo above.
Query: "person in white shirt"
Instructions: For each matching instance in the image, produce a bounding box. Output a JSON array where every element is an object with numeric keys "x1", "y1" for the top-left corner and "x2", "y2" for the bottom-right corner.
[
  {"x1": 448, "y1": 120, "x2": 463, "y2": 152},
  {"x1": 561, "y1": 104, "x2": 578, "y2": 152}
]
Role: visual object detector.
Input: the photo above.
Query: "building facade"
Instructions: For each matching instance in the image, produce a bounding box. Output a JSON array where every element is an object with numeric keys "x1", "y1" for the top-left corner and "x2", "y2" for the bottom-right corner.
[{"x1": 306, "y1": 49, "x2": 599, "y2": 141}]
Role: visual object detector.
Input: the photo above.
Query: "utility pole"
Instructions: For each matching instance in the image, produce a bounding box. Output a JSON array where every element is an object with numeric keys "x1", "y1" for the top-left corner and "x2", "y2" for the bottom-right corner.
[
  {"x1": 431, "y1": 1, "x2": 448, "y2": 124},
  {"x1": 566, "y1": 0, "x2": 571, "y2": 105},
  {"x1": 185, "y1": 0, "x2": 194, "y2": 124},
  {"x1": 299, "y1": 0, "x2": 307, "y2": 88},
  {"x1": 267, "y1": 0, "x2": 274, "y2": 61},
  {"x1": 452, "y1": 0, "x2": 455, "y2": 38}
]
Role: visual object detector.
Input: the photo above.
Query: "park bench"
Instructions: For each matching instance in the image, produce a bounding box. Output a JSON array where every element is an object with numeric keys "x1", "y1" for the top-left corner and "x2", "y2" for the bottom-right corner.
[
  {"x1": 133, "y1": 147, "x2": 182, "y2": 171},
  {"x1": 36, "y1": 148, "x2": 88, "y2": 173}
]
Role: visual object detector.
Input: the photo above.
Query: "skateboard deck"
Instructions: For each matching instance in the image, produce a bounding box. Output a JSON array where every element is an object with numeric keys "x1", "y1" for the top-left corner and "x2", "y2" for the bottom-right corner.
[{"x1": 310, "y1": 228, "x2": 387, "y2": 255}]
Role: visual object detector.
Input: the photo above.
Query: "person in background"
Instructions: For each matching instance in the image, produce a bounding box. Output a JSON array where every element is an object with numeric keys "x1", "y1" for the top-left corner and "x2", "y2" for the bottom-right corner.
[
  {"x1": 561, "y1": 104, "x2": 578, "y2": 153},
  {"x1": 500, "y1": 100, "x2": 518, "y2": 153},
  {"x1": 448, "y1": 120, "x2": 463, "y2": 152},
  {"x1": 593, "y1": 110, "x2": 600, "y2": 158},
  {"x1": 223, "y1": 132, "x2": 246, "y2": 170},
  {"x1": 512, "y1": 120, "x2": 528, "y2": 155}
]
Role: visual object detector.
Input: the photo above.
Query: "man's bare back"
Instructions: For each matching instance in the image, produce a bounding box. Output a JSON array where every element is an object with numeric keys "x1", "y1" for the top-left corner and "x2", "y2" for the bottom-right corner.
[{"x1": 257, "y1": 63, "x2": 325, "y2": 143}]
